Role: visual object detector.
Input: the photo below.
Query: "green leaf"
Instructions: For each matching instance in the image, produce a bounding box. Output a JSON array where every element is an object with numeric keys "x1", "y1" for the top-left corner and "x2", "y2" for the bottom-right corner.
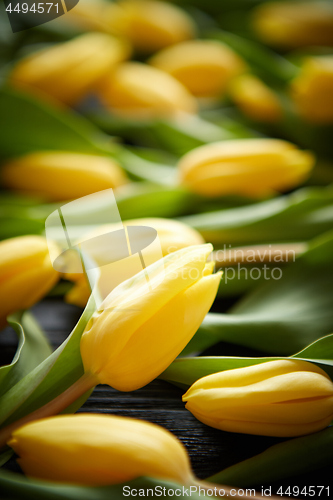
[
  {"x1": 210, "y1": 30, "x2": 298, "y2": 84},
  {"x1": 115, "y1": 183, "x2": 199, "y2": 220},
  {"x1": 0, "y1": 448, "x2": 13, "y2": 468},
  {"x1": 181, "y1": 186, "x2": 333, "y2": 246},
  {"x1": 160, "y1": 356, "x2": 281, "y2": 389},
  {"x1": 209, "y1": 426, "x2": 333, "y2": 487},
  {"x1": 0, "y1": 183, "x2": 199, "y2": 241},
  {"x1": 0, "y1": 200, "x2": 47, "y2": 239},
  {"x1": 0, "y1": 312, "x2": 52, "y2": 398},
  {"x1": 0, "y1": 290, "x2": 97, "y2": 428},
  {"x1": 86, "y1": 108, "x2": 245, "y2": 156},
  {"x1": 181, "y1": 231, "x2": 333, "y2": 356},
  {"x1": 161, "y1": 334, "x2": 333, "y2": 388},
  {"x1": 0, "y1": 87, "x2": 112, "y2": 160},
  {"x1": 147, "y1": 116, "x2": 235, "y2": 156},
  {"x1": 114, "y1": 148, "x2": 176, "y2": 185},
  {"x1": 293, "y1": 335, "x2": 333, "y2": 374},
  {"x1": 0, "y1": 471, "x2": 203, "y2": 500}
]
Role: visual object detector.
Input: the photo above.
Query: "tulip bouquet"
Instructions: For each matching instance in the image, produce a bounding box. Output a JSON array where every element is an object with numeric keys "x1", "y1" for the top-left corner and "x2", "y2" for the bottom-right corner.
[{"x1": 1, "y1": 0, "x2": 333, "y2": 497}]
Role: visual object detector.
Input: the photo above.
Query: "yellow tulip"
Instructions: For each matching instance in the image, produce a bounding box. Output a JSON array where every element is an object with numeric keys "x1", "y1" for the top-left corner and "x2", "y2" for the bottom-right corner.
[
  {"x1": 252, "y1": 1, "x2": 333, "y2": 49},
  {"x1": 0, "y1": 236, "x2": 59, "y2": 328},
  {"x1": 98, "y1": 62, "x2": 197, "y2": 119},
  {"x1": 183, "y1": 360, "x2": 333, "y2": 437},
  {"x1": 65, "y1": 218, "x2": 205, "y2": 306},
  {"x1": 178, "y1": 139, "x2": 314, "y2": 198},
  {"x1": 8, "y1": 414, "x2": 193, "y2": 485},
  {"x1": 150, "y1": 40, "x2": 245, "y2": 99},
  {"x1": 10, "y1": 33, "x2": 130, "y2": 105},
  {"x1": 80, "y1": 244, "x2": 221, "y2": 391},
  {"x1": 290, "y1": 56, "x2": 333, "y2": 124},
  {"x1": 229, "y1": 74, "x2": 282, "y2": 122},
  {"x1": 110, "y1": 0, "x2": 196, "y2": 53},
  {"x1": 1, "y1": 151, "x2": 127, "y2": 202},
  {"x1": 62, "y1": 0, "x2": 119, "y2": 33}
]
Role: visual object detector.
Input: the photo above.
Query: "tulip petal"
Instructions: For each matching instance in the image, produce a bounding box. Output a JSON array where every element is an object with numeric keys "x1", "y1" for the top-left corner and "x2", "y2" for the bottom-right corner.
[
  {"x1": 81, "y1": 244, "x2": 213, "y2": 377},
  {"x1": 8, "y1": 414, "x2": 193, "y2": 485},
  {"x1": 98, "y1": 271, "x2": 221, "y2": 390},
  {"x1": 183, "y1": 360, "x2": 333, "y2": 437},
  {"x1": 190, "y1": 411, "x2": 333, "y2": 438}
]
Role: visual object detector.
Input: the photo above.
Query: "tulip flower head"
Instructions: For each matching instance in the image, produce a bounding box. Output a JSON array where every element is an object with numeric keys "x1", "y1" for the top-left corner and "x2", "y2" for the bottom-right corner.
[
  {"x1": 183, "y1": 360, "x2": 333, "y2": 437},
  {"x1": 10, "y1": 33, "x2": 131, "y2": 105},
  {"x1": 110, "y1": 0, "x2": 196, "y2": 53},
  {"x1": 150, "y1": 40, "x2": 245, "y2": 99},
  {"x1": 1, "y1": 151, "x2": 127, "y2": 202},
  {"x1": 8, "y1": 414, "x2": 194, "y2": 485},
  {"x1": 229, "y1": 74, "x2": 282, "y2": 122},
  {"x1": 178, "y1": 139, "x2": 314, "y2": 198},
  {"x1": 98, "y1": 62, "x2": 197, "y2": 119},
  {"x1": 0, "y1": 236, "x2": 59, "y2": 328},
  {"x1": 65, "y1": 218, "x2": 205, "y2": 307},
  {"x1": 80, "y1": 244, "x2": 221, "y2": 391},
  {"x1": 63, "y1": 0, "x2": 119, "y2": 33},
  {"x1": 252, "y1": 1, "x2": 333, "y2": 49},
  {"x1": 290, "y1": 56, "x2": 333, "y2": 124}
]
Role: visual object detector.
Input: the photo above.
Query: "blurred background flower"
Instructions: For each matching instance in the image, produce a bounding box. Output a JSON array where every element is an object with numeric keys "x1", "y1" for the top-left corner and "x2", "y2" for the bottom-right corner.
[
  {"x1": 1, "y1": 151, "x2": 127, "y2": 201},
  {"x1": 0, "y1": 236, "x2": 59, "y2": 328}
]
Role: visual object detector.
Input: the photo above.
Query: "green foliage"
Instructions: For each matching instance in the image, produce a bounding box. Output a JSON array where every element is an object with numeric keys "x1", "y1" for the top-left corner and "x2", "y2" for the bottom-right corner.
[
  {"x1": 0, "y1": 472, "x2": 203, "y2": 500},
  {"x1": 0, "y1": 88, "x2": 112, "y2": 160},
  {"x1": 181, "y1": 186, "x2": 333, "y2": 246},
  {"x1": 161, "y1": 334, "x2": 333, "y2": 388},
  {"x1": 180, "y1": 231, "x2": 333, "y2": 355}
]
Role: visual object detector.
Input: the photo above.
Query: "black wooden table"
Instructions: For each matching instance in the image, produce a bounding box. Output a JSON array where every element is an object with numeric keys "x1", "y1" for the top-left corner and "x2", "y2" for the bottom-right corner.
[{"x1": 0, "y1": 298, "x2": 331, "y2": 497}]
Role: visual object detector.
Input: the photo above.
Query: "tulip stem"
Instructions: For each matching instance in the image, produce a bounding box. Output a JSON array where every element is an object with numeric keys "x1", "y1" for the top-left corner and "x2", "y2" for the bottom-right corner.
[
  {"x1": 0, "y1": 372, "x2": 98, "y2": 449},
  {"x1": 213, "y1": 243, "x2": 307, "y2": 268},
  {"x1": 193, "y1": 479, "x2": 283, "y2": 499}
]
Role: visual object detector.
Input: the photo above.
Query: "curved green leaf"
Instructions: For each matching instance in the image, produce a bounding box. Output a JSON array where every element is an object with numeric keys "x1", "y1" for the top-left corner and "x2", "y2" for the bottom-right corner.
[
  {"x1": 115, "y1": 183, "x2": 198, "y2": 220},
  {"x1": 114, "y1": 147, "x2": 176, "y2": 185},
  {"x1": 181, "y1": 231, "x2": 333, "y2": 356},
  {"x1": 161, "y1": 334, "x2": 333, "y2": 388},
  {"x1": 0, "y1": 87, "x2": 112, "y2": 160},
  {"x1": 0, "y1": 471, "x2": 203, "y2": 500},
  {"x1": 0, "y1": 183, "x2": 199, "y2": 241},
  {"x1": 0, "y1": 288, "x2": 97, "y2": 428},
  {"x1": 0, "y1": 312, "x2": 52, "y2": 398},
  {"x1": 181, "y1": 186, "x2": 333, "y2": 247},
  {"x1": 210, "y1": 31, "x2": 298, "y2": 84}
]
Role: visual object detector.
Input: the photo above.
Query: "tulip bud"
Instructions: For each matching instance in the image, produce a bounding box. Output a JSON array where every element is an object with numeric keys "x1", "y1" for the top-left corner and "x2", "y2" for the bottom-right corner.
[
  {"x1": 98, "y1": 62, "x2": 197, "y2": 119},
  {"x1": 149, "y1": 40, "x2": 245, "y2": 99},
  {"x1": 1, "y1": 151, "x2": 127, "y2": 202},
  {"x1": 10, "y1": 33, "x2": 131, "y2": 105},
  {"x1": 252, "y1": 1, "x2": 333, "y2": 49},
  {"x1": 63, "y1": 0, "x2": 118, "y2": 33},
  {"x1": 178, "y1": 139, "x2": 314, "y2": 198},
  {"x1": 183, "y1": 360, "x2": 333, "y2": 437},
  {"x1": 110, "y1": 0, "x2": 196, "y2": 53},
  {"x1": 65, "y1": 218, "x2": 205, "y2": 306},
  {"x1": 0, "y1": 236, "x2": 59, "y2": 328},
  {"x1": 8, "y1": 414, "x2": 194, "y2": 485},
  {"x1": 290, "y1": 56, "x2": 333, "y2": 124},
  {"x1": 229, "y1": 74, "x2": 282, "y2": 122},
  {"x1": 80, "y1": 244, "x2": 221, "y2": 391}
]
